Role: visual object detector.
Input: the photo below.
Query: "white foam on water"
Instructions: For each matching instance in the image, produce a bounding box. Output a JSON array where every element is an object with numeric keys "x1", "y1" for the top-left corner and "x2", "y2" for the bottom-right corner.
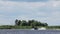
[{"x1": 38, "y1": 27, "x2": 46, "y2": 30}]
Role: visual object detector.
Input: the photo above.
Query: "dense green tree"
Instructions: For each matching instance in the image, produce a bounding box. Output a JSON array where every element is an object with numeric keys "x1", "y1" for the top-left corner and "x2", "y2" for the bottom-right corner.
[
  {"x1": 17, "y1": 20, "x2": 21, "y2": 26},
  {"x1": 21, "y1": 20, "x2": 28, "y2": 26},
  {"x1": 28, "y1": 20, "x2": 33, "y2": 26},
  {"x1": 43, "y1": 23, "x2": 48, "y2": 26},
  {"x1": 28, "y1": 20, "x2": 37, "y2": 26},
  {"x1": 21, "y1": 22, "x2": 28, "y2": 26}
]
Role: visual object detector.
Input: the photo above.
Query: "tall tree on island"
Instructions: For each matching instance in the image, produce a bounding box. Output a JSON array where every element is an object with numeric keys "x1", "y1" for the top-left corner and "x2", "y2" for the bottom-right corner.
[
  {"x1": 15, "y1": 19, "x2": 18, "y2": 26},
  {"x1": 17, "y1": 20, "x2": 21, "y2": 26}
]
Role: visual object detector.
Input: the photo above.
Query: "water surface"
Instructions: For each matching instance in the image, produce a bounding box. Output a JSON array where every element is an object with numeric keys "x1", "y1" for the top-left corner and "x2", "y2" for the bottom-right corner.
[{"x1": 0, "y1": 29, "x2": 60, "y2": 34}]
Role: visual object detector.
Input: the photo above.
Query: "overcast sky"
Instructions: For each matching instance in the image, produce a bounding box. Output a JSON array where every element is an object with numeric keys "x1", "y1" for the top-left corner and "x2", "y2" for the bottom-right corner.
[{"x1": 0, "y1": 0, "x2": 60, "y2": 26}]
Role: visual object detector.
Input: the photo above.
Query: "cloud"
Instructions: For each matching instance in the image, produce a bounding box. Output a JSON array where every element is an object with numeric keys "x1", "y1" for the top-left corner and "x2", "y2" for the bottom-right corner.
[
  {"x1": 51, "y1": 11, "x2": 60, "y2": 17},
  {"x1": 1, "y1": 0, "x2": 48, "y2": 2},
  {"x1": 0, "y1": 1, "x2": 46, "y2": 8},
  {"x1": 0, "y1": 0, "x2": 60, "y2": 25},
  {"x1": 0, "y1": 0, "x2": 60, "y2": 2}
]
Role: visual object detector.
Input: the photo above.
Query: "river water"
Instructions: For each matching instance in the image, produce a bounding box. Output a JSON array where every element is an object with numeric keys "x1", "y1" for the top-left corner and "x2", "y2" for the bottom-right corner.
[{"x1": 0, "y1": 29, "x2": 60, "y2": 34}]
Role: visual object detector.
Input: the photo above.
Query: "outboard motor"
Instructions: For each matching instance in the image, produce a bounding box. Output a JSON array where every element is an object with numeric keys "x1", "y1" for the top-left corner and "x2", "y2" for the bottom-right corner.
[{"x1": 34, "y1": 27, "x2": 38, "y2": 30}]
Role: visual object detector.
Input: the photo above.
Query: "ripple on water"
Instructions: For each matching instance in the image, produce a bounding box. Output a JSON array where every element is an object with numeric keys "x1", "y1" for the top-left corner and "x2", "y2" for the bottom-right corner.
[{"x1": 0, "y1": 29, "x2": 60, "y2": 34}]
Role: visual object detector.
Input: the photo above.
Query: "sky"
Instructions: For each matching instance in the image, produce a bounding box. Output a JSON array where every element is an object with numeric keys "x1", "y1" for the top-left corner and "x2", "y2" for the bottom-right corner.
[{"x1": 0, "y1": 0, "x2": 60, "y2": 26}]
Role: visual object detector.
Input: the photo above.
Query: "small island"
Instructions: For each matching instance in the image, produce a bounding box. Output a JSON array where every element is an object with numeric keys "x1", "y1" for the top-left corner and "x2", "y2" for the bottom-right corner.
[{"x1": 0, "y1": 19, "x2": 60, "y2": 30}]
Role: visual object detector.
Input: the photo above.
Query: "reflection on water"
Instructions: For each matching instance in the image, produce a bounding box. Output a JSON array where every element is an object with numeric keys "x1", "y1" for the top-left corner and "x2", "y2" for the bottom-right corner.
[{"x1": 0, "y1": 29, "x2": 60, "y2": 34}]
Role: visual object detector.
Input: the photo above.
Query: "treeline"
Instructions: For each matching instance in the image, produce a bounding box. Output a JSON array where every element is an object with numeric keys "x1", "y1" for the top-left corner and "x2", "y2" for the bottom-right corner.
[
  {"x1": 15, "y1": 19, "x2": 48, "y2": 27},
  {"x1": 0, "y1": 19, "x2": 48, "y2": 29}
]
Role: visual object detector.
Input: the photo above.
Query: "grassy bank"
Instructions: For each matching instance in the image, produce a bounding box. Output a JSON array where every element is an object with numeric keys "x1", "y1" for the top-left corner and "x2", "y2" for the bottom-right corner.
[
  {"x1": 0, "y1": 25, "x2": 60, "y2": 29},
  {"x1": 46, "y1": 26, "x2": 60, "y2": 29},
  {"x1": 0, "y1": 25, "x2": 32, "y2": 29},
  {"x1": 0, "y1": 25, "x2": 46, "y2": 29}
]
